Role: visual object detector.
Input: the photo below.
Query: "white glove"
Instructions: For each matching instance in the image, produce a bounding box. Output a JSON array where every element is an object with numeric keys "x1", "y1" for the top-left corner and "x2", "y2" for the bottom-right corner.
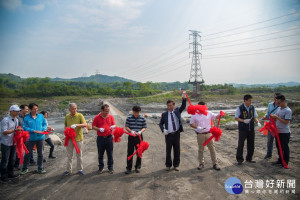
[
  {"x1": 257, "y1": 122, "x2": 262, "y2": 128},
  {"x1": 137, "y1": 131, "x2": 142, "y2": 135},
  {"x1": 110, "y1": 125, "x2": 115, "y2": 130},
  {"x1": 182, "y1": 91, "x2": 186, "y2": 98},
  {"x1": 71, "y1": 124, "x2": 77, "y2": 129},
  {"x1": 131, "y1": 130, "x2": 136, "y2": 135},
  {"x1": 196, "y1": 126, "x2": 202, "y2": 133},
  {"x1": 163, "y1": 129, "x2": 169, "y2": 135},
  {"x1": 99, "y1": 128, "x2": 105, "y2": 132},
  {"x1": 243, "y1": 119, "x2": 251, "y2": 124}
]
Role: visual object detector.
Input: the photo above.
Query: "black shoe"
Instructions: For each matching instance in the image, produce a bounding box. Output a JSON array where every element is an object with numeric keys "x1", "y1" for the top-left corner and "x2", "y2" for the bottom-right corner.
[
  {"x1": 246, "y1": 160, "x2": 256, "y2": 163},
  {"x1": 43, "y1": 159, "x2": 46, "y2": 163},
  {"x1": 197, "y1": 164, "x2": 204, "y2": 170},
  {"x1": 8, "y1": 174, "x2": 20, "y2": 179},
  {"x1": 14, "y1": 166, "x2": 21, "y2": 171},
  {"x1": 48, "y1": 156, "x2": 56, "y2": 159},
  {"x1": 272, "y1": 161, "x2": 282, "y2": 165},
  {"x1": 237, "y1": 161, "x2": 243, "y2": 165},
  {"x1": 135, "y1": 169, "x2": 140, "y2": 173},
  {"x1": 125, "y1": 169, "x2": 131, "y2": 174},
  {"x1": 213, "y1": 164, "x2": 221, "y2": 171},
  {"x1": 264, "y1": 155, "x2": 272, "y2": 159}
]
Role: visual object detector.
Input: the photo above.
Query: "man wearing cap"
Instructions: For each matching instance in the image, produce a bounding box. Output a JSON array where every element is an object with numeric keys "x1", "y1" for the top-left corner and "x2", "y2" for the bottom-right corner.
[
  {"x1": 14, "y1": 104, "x2": 31, "y2": 170},
  {"x1": 1, "y1": 105, "x2": 22, "y2": 182},
  {"x1": 20, "y1": 103, "x2": 48, "y2": 175},
  {"x1": 92, "y1": 104, "x2": 116, "y2": 174},
  {"x1": 63, "y1": 103, "x2": 87, "y2": 176}
]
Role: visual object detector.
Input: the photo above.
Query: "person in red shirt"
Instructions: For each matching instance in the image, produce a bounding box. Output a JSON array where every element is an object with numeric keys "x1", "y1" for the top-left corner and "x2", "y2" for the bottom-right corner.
[{"x1": 92, "y1": 104, "x2": 116, "y2": 174}]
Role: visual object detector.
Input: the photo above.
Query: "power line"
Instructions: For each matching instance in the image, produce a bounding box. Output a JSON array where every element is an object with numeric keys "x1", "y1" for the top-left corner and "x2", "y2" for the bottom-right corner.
[
  {"x1": 127, "y1": 56, "x2": 190, "y2": 80},
  {"x1": 203, "y1": 32, "x2": 300, "y2": 50},
  {"x1": 204, "y1": 42, "x2": 300, "y2": 57},
  {"x1": 202, "y1": 18, "x2": 300, "y2": 41},
  {"x1": 115, "y1": 39, "x2": 189, "y2": 76},
  {"x1": 202, "y1": 47, "x2": 300, "y2": 59},
  {"x1": 202, "y1": 10, "x2": 300, "y2": 38},
  {"x1": 122, "y1": 47, "x2": 189, "y2": 76},
  {"x1": 203, "y1": 26, "x2": 300, "y2": 47}
]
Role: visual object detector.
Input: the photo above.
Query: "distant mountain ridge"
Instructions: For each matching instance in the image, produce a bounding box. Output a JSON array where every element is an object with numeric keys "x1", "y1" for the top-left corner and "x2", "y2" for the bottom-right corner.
[
  {"x1": 0, "y1": 73, "x2": 135, "y2": 83},
  {"x1": 230, "y1": 82, "x2": 300, "y2": 88},
  {"x1": 52, "y1": 74, "x2": 135, "y2": 83},
  {"x1": 0, "y1": 73, "x2": 299, "y2": 87}
]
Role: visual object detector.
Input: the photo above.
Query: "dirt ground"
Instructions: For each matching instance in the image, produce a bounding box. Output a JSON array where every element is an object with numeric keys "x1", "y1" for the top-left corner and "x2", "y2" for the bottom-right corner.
[{"x1": 0, "y1": 101, "x2": 299, "y2": 200}]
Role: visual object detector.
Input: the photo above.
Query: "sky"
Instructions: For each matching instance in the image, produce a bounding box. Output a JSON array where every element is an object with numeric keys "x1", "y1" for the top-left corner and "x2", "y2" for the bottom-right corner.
[{"x1": 0, "y1": 0, "x2": 300, "y2": 84}]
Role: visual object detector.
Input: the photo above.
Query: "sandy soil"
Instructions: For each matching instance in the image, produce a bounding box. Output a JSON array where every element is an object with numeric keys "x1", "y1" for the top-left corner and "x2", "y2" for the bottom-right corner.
[{"x1": 0, "y1": 101, "x2": 299, "y2": 200}]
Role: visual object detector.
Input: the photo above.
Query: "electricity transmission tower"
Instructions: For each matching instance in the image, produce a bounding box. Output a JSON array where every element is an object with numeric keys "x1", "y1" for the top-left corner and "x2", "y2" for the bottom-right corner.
[{"x1": 188, "y1": 30, "x2": 204, "y2": 96}]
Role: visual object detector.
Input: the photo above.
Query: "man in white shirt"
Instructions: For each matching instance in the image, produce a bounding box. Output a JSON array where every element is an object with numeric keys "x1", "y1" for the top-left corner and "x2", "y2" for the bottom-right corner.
[{"x1": 190, "y1": 101, "x2": 221, "y2": 171}]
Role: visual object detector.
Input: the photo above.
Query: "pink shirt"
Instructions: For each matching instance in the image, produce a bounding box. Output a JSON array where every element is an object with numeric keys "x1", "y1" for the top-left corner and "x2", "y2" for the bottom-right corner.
[{"x1": 190, "y1": 111, "x2": 217, "y2": 133}]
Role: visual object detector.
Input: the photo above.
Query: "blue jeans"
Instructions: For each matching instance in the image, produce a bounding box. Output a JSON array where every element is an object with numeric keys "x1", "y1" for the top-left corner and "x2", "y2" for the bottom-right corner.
[
  {"x1": 23, "y1": 140, "x2": 44, "y2": 170},
  {"x1": 97, "y1": 136, "x2": 113, "y2": 170},
  {"x1": 266, "y1": 131, "x2": 274, "y2": 156},
  {"x1": 1, "y1": 144, "x2": 16, "y2": 179}
]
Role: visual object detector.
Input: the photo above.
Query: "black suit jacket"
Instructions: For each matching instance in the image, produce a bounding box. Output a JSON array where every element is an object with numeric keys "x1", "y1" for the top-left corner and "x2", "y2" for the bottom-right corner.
[{"x1": 159, "y1": 98, "x2": 187, "y2": 133}]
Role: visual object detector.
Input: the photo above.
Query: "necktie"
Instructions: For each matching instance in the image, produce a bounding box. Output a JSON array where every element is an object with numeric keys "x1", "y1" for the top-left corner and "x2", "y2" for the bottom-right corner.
[{"x1": 170, "y1": 112, "x2": 176, "y2": 132}]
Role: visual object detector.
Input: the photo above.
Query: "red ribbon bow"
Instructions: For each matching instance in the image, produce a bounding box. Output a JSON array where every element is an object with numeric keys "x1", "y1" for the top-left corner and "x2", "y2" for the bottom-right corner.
[
  {"x1": 13, "y1": 126, "x2": 30, "y2": 165},
  {"x1": 112, "y1": 127, "x2": 136, "y2": 143},
  {"x1": 259, "y1": 118, "x2": 289, "y2": 169},
  {"x1": 127, "y1": 134, "x2": 149, "y2": 160},
  {"x1": 185, "y1": 92, "x2": 208, "y2": 116},
  {"x1": 203, "y1": 111, "x2": 225, "y2": 146},
  {"x1": 64, "y1": 127, "x2": 80, "y2": 154}
]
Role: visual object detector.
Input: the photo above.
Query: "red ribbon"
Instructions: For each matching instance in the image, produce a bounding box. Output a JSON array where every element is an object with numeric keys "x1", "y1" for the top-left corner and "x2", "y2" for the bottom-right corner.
[
  {"x1": 64, "y1": 127, "x2": 80, "y2": 154},
  {"x1": 203, "y1": 111, "x2": 225, "y2": 146},
  {"x1": 13, "y1": 126, "x2": 30, "y2": 165},
  {"x1": 112, "y1": 127, "x2": 136, "y2": 143},
  {"x1": 259, "y1": 118, "x2": 289, "y2": 169},
  {"x1": 185, "y1": 92, "x2": 208, "y2": 116},
  {"x1": 39, "y1": 131, "x2": 51, "y2": 135},
  {"x1": 127, "y1": 134, "x2": 149, "y2": 160}
]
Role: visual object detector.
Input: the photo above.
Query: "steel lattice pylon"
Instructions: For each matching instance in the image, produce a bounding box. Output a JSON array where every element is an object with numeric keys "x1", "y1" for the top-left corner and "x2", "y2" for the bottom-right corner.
[{"x1": 188, "y1": 30, "x2": 204, "y2": 96}]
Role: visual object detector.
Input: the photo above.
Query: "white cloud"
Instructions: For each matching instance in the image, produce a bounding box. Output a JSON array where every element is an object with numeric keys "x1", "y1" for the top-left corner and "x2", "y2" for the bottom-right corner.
[
  {"x1": 27, "y1": 3, "x2": 45, "y2": 11},
  {"x1": 66, "y1": 0, "x2": 146, "y2": 32}
]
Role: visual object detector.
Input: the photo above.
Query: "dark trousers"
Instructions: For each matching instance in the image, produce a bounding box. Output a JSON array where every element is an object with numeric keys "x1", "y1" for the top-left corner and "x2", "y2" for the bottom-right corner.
[
  {"x1": 165, "y1": 132, "x2": 180, "y2": 167},
  {"x1": 45, "y1": 138, "x2": 55, "y2": 157},
  {"x1": 14, "y1": 144, "x2": 34, "y2": 167},
  {"x1": 23, "y1": 140, "x2": 44, "y2": 170},
  {"x1": 275, "y1": 133, "x2": 290, "y2": 164},
  {"x1": 97, "y1": 136, "x2": 113, "y2": 170},
  {"x1": 127, "y1": 135, "x2": 143, "y2": 170},
  {"x1": 266, "y1": 131, "x2": 275, "y2": 157},
  {"x1": 1, "y1": 144, "x2": 16, "y2": 180},
  {"x1": 236, "y1": 129, "x2": 255, "y2": 162}
]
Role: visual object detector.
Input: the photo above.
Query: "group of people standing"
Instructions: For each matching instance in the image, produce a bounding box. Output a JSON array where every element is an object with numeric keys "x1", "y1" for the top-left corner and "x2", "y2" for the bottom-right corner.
[
  {"x1": 0, "y1": 103, "x2": 56, "y2": 182},
  {"x1": 0, "y1": 92, "x2": 293, "y2": 182},
  {"x1": 234, "y1": 93, "x2": 292, "y2": 168}
]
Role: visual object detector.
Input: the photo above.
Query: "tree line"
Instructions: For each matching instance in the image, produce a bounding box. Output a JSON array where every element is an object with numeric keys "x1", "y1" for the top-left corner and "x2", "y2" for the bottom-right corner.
[{"x1": 0, "y1": 77, "x2": 299, "y2": 98}]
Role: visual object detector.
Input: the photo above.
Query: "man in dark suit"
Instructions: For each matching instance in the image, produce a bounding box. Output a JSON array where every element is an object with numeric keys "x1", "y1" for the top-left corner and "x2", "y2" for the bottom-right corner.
[{"x1": 159, "y1": 92, "x2": 187, "y2": 171}]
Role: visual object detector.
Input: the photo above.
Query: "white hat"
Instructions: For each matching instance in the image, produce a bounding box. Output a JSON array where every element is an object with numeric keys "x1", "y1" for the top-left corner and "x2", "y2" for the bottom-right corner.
[{"x1": 9, "y1": 105, "x2": 21, "y2": 111}]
